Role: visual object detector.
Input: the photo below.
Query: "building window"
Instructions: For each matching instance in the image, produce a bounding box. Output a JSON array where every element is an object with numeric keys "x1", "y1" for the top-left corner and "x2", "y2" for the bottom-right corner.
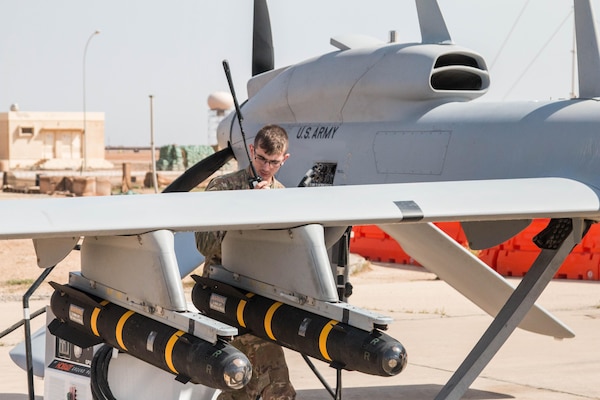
[{"x1": 20, "y1": 126, "x2": 34, "y2": 136}]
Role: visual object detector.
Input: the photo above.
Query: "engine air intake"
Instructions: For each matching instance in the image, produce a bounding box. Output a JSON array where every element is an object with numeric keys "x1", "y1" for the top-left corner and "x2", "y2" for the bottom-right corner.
[{"x1": 431, "y1": 53, "x2": 489, "y2": 91}]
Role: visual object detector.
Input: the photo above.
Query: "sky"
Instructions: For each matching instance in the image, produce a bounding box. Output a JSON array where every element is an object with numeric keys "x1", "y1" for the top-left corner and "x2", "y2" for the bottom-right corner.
[{"x1": 0, "y1": 0, "x2": 595, "y2": 147}]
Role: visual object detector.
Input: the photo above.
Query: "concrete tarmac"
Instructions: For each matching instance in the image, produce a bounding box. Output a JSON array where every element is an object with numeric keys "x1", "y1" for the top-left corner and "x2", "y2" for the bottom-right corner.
[{"x1": 1, "y1": 262, "x2": 599, "y2": 400}]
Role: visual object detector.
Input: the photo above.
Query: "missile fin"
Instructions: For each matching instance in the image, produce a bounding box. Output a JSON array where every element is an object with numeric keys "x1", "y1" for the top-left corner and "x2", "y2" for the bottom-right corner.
[
  {"x1": 192, "y1": 275, "x2": 249, "y2": 300},
  {"x1": 175, "y1": 374, "x2": 191, "y2": 384},
  {"x1": 331, "y1": 324, "x2": 348, "y2": 334},
  {"x1": 47, "y1": 319, "x2": 103, "y2": 349},
  {"x1": 177, "y1": 335, "x2": 192, "y2": 345},
  {"x1": 49, "y1": 281, "x2": 104, "y2": 308},
  {"x1": 330, "y1": 360, "x2": 347, "y2": 370}
]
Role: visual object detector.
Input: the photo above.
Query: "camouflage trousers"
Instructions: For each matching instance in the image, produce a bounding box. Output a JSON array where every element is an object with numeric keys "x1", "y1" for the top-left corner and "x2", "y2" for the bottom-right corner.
[{"x1": 218, "y1": 334, "x2": 296, "y2": 400}]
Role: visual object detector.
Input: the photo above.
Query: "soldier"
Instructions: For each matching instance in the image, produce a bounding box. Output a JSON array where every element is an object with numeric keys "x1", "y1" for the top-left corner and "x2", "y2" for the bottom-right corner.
[{"x1": 195, "y1": 124, "x2": 296, "y2": 400}]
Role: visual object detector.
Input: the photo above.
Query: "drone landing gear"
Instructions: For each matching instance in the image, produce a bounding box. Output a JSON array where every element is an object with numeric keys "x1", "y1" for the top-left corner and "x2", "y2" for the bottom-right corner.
[
  {"x1": 435, "y1": 218, "x2": 588, "y2": 400},
  {"x1": 302, "y1": 355, "x2": 344, "y2": 400}
]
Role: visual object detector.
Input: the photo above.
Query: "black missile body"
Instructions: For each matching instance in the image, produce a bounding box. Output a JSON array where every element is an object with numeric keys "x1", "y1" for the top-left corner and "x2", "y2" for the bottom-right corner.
[
  {"x1": 49, "y1": 282, "x2": 252, "y2": 391},
  {"x1": 191, "y1": 276, "x2": 407, "y2": 377}
]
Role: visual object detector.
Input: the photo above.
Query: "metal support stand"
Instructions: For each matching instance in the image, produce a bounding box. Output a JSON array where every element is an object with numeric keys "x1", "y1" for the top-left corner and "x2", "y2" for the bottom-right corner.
[
  {"x1": 435, "y1": 218, "x2": 585, "y2": 400},
  {"x1": 23, "y1": 265, "x2": 55, "y2": 400},
  {"x1": 332, "y1": 227, "x2": 352, "y2": 399},
  {"x1": 334, "y1": 227, "x2": 353, "y2": 302},
  {"x1": 301, "y1": 355, "x2": 336, "y2": 398},
  {"x1": 334, "y1": 368, "x2": 343, "y2": 400},
  {"x1": 301, "y1": 226, "x2": 353, "y2": 400},
  {"x1": 0, "y1": 308, "x2": 46, "y2": 339}
]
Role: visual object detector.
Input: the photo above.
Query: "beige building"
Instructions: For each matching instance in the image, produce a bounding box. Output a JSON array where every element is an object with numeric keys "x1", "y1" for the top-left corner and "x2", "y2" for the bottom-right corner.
[{"x1": 0, "y1": 109, "x2": 111, "y2": 170}]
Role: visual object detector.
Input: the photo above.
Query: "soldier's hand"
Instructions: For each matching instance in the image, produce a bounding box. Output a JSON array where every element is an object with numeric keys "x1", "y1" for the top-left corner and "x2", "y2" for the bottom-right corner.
[{"x1": 254, "y1": 180, "x2": 271, "y2": 190}]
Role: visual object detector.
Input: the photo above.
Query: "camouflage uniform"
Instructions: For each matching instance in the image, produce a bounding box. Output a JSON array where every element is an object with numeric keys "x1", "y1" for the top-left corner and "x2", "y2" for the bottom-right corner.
[{"x1": 195, "y1": 167, "x2": 295, "y2": 400}]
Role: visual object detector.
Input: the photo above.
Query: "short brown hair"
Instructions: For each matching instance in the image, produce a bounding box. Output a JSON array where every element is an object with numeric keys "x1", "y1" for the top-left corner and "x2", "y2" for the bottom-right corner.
[{"x1": 254, "y1": 124, "x2": 288, "y2": 154}]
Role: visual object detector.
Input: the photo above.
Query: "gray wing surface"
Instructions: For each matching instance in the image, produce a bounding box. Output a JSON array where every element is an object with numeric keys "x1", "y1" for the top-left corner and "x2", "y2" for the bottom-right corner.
[{"x1": 0, "y1": 177, "x2": 598, "y2": 240}]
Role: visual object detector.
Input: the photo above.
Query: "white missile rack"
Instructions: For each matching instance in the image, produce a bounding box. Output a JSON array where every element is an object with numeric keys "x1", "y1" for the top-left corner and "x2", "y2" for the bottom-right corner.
[
  {"x1": 218, "y1": 224, "x2": 394, "y2": 332},
  {"x1": 208, "y1": 264, "x2": 393, "y2": 332},
  {"x1": 68, "y1": 272, "x2": 238, "y2": 344}
]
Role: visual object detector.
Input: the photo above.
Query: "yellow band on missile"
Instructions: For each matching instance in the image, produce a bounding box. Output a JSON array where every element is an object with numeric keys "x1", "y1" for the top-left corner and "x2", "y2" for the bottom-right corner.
[
  {"x1": 319, "y1": 320, "x2": 338, "y2": 361},
  {"x1": 165, "y1": 330, "x2": 185, "y2": 374},
  {"x1": 237, "y1": 293, "x2": 255, "y2": 328},
  {"x1": 237, "y1": 300, "x2": 248, "y2": 328},
  {"x1": 115, "y1": 310, "x2": 135, "y2": 351},
  {"x1": 264, "y1": 302, "x2": 283, "y2": 341},
  {"x1": 91, "y1": 300, "x2": 109, "y2": 337}
]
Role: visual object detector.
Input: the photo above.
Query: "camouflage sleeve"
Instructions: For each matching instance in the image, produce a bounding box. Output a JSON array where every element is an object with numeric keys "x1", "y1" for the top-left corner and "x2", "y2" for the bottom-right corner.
[
  {"x1": 194, "y1": 230, "x2": 225, "y2": 259},
  {"x1": 195, "y1": 171, "x2": 248, "y2": 259},
  {"x1": 194, "y1": 177, "x2": 227, "y2": 259}
]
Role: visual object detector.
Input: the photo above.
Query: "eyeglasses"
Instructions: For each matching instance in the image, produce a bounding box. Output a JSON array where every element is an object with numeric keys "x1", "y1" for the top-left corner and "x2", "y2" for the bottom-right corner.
[{"x1": 254, "y1": 153, "x2": 284, "y2": 167}]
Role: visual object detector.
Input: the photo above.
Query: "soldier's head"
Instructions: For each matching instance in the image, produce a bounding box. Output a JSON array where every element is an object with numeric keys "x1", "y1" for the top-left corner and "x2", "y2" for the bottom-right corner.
[
  {"x1": 254, "y1": 124, "x2": 289, "y2": 155},
  {"x1": 250, "y1": 124, "x2": 290, "y2": 182}
]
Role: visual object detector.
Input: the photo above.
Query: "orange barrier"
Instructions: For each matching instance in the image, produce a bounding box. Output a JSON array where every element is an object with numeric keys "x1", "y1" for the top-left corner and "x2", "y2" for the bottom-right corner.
[
  {"x1": 496, "y1": 249, "x2": 600, "y2": 280},
  {"x1": 485, "y1": 219, "x2": 600, "y2": 280},
  {"x1": 350, "y1": 223, "x2": 467, "y2": 266},
  {"x1": 350, "y1": 221, "x2": 600, "y2": 281},
  {"x1": 350, "y1": 225, "x2": 419, "y2": 265}
]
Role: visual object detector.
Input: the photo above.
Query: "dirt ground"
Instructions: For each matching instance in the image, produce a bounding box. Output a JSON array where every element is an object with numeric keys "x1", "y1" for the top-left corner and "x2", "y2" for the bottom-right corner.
[{"x1": 0, "y1": 236, "x2": 74, "y2": 301}]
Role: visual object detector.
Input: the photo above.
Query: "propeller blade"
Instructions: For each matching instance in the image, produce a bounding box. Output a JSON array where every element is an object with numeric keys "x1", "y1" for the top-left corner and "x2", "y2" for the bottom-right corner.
[
  {"x1": 162, "y1": 146, "x2": 234, "y2": 193},
  {"x1": 252, "y1": 0, "x2": 274, "y2": 76}
]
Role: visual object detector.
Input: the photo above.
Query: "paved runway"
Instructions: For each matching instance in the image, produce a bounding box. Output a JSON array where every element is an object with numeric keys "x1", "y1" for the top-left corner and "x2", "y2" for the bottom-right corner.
[{"x1": 1, "y1": 262, "x2": 598, "y2": 399}]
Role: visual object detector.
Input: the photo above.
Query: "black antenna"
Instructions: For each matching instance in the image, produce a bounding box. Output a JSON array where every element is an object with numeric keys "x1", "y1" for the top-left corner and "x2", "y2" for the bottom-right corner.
[{"x1": 222, "y1": 59, "x2": 261, "y2": 188}]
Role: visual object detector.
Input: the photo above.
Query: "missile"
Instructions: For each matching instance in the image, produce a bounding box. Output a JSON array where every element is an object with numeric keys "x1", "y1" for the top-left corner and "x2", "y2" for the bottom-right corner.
[
  {"x1": 191, "y1": 276, "x2": 407, "y2": 377},
  {"x1": 48, "y1": 282, "x2": 252, "y2": 392}
]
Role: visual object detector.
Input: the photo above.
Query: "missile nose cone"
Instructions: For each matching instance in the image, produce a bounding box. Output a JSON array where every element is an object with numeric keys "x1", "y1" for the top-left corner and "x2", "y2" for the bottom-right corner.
[
  {"x1": 223, "y1": 356, "x2": 253, "y2": 390},
  {"x1": 382, "y1": 344, "x2": 408, "y2": 376}
]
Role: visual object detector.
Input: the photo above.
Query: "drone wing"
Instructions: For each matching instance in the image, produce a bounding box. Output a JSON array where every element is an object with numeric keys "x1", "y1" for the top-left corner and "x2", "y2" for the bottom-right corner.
[{"x1": 1, "y1": 177, "x2": 598, "y2": 339}]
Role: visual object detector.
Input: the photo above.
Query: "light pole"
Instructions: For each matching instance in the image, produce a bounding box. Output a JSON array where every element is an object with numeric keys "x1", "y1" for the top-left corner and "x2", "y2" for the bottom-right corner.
[
  {"x1": 82, "y1": 30, "x2": 100, "y2": 172},
  {"x1": 149, "y1": 95, "x2": 159, "y2": 193}
]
